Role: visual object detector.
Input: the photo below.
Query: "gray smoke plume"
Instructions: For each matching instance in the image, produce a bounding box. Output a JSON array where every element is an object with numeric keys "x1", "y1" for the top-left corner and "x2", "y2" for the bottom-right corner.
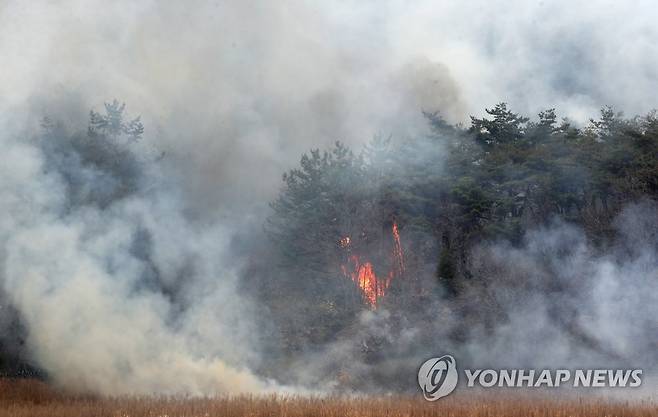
[
  {"x1": 4, "y1": 1, "x2": 656, "y2": 214},
  {"x1": 0, "y1": 109, "x2": 270, "y2": 394},
  {"x1": 286, "y1": 202, "x2": 657, "y2": 396}
]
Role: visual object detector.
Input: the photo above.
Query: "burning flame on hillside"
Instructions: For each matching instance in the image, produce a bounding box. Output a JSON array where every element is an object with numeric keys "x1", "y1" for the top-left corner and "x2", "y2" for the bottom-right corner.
[{"x1": 340, "y1": 221, "x2": 405, "y2": 307}]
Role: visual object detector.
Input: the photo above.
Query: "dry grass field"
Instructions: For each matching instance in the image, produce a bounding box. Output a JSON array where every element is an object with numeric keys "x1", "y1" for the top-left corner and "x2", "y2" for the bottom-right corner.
[{"x1": 0, "y1": 379, "x2": 656, "y2": 417}]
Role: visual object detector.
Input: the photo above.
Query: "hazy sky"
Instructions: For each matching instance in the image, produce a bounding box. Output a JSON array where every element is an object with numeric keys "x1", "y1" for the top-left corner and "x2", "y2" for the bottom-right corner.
[{"x1": 1, "y1": 0, "x2": 657, "y2": 211}]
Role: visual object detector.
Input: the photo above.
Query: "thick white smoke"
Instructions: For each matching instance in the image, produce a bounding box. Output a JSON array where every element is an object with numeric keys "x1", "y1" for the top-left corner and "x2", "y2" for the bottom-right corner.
[
  {"x1": 463, "y1": 201, "x2": 658, "y2": 370},
  {"x1": 0, "y1": 113, "x2": 269, "y2": 394}
]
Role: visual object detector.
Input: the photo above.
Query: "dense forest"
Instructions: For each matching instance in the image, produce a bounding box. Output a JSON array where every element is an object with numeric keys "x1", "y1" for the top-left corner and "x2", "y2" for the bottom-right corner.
[
  {"x1": 257, "y1": 103, "x2": 658, "y2": 387},
  {"x1": 1, "y1": 102, "x2": 657, "y2": 391}
]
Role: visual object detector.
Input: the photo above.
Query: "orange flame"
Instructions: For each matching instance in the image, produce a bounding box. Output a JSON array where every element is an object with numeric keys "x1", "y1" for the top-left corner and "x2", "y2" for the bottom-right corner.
[
  {"x1": 392, "y1": 221, "x2": 405, "y2": 276},
  {"x1": 343, "y1": 255, "x2": 390, "y2": 306},
  {"x1": 340, "y1": 221, "x2": 404, "y2": 308}
]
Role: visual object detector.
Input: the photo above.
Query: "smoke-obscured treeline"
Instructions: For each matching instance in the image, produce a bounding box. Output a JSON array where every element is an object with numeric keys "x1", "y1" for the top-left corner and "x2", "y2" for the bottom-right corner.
[
  {"x1": 252, "y1": 103, "x2": 658, "y2": 390},
  {"x1": 1, "y1": 102, "x2": 656, "y2": 394}
]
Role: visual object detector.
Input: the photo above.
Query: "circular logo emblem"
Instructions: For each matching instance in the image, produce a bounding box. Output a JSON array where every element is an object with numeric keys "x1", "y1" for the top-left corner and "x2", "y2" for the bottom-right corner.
[{"x1": 418, "y1": 354, "x2": 458, "y2": 401}]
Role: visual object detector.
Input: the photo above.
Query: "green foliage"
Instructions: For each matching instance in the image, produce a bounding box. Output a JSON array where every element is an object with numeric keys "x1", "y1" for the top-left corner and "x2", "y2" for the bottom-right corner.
[
  {"x1": 268, "y1": 141, "x2": 368, "y2": 270},
  {"x1": 270, "y1": 101, "x2": 657, "y2": 286},
  {"x1": 265, "y1": 103, "x2": 658, "y2": 354},
  {"x1": 266, "y1": 142, "x2": 369, "y2": 349},
  {"x1": 41, "y1": 100, "x2": 145, "y2": 208},
  {"x1": 89, "y1": 99, "x2": 144, "y2": 141},
  {"x1": 469, "y1": 103, "x2": 530, "y2": 148}
]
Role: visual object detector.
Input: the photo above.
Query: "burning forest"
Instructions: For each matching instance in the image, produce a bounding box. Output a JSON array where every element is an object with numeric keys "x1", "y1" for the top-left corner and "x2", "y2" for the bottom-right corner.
[
  {"x1": 340, "y1": 221, "x2": 405, "y2": 308},
  {"x1": 0, "y1": 1, "x2": 657, "y2": 415}
]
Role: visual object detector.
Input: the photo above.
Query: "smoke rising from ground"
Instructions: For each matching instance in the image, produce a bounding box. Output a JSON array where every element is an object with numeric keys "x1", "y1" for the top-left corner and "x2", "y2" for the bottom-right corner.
[
  {"x1": 287, "y1": 202, "x2": 657, "y2": 396},
  {"x1": 0, "y1": 0, "x2": 656, "y2": 396},
  {"x1": 463, "y1": 202, "x2": 657, "y2": 372},
  {"x1": 0, "y1": 113, "x2": 271, "y2": 394}
]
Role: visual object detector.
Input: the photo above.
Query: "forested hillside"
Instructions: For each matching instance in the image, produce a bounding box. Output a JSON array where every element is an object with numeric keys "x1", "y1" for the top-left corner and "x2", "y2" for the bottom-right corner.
[
  {"x1": 259, "y1": 104, "x2": 657, "y2": 387},
  {"x1": 1, "y1": 103, "x2": 656, "y2": 391}
]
